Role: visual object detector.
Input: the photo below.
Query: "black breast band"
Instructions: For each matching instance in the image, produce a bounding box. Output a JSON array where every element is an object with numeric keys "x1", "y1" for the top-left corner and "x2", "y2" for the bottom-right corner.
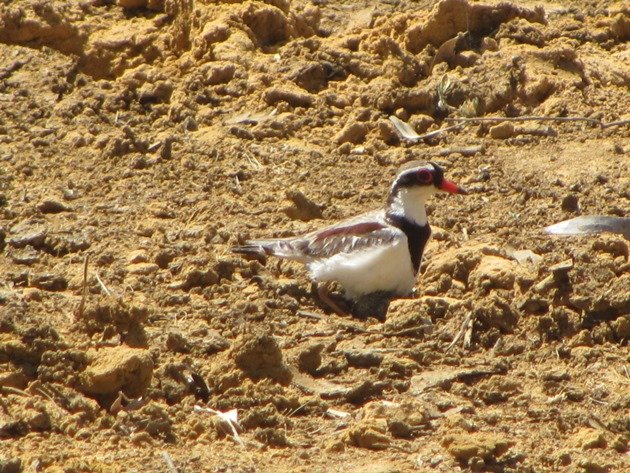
[{"x1": 386, "y1": 214, "x2": 432, "y2": 274}]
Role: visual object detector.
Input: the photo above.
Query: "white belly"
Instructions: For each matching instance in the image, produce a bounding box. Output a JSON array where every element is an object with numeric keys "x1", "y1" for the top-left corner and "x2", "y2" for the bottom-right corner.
[{"x1": 307, "y1": 238, "x2": 416, "y2": 299}]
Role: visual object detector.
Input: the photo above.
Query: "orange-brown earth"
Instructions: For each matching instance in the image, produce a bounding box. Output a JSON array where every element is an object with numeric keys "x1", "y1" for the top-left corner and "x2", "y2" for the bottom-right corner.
[{"x1": 0, "y1": 0, "x2": 628, "y2": 472}]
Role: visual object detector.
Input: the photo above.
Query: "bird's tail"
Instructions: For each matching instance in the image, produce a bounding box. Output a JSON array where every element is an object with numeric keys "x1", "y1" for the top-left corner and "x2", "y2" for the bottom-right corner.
[
  {"x1": 231, "y1": 242, "x2": 272, "y2": 258},
  {"x1": 232, "y1": 238, "x2": 301, "y2": 261}
]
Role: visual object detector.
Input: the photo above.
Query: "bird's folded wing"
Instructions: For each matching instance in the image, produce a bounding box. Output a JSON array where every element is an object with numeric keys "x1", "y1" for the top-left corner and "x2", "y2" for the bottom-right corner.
[{"x1": 298, "y1": 221, "x2": 401, "y2": 258}]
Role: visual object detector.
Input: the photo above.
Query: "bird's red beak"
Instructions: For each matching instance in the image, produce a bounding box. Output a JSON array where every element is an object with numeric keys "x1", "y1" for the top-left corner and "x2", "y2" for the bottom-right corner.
[{"x1": 439, "y1": 179, "x2": 468, "y2": 195}]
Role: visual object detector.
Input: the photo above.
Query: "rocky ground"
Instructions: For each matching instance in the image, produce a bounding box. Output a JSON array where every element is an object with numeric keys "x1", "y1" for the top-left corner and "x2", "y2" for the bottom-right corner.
[{"x1": 0, "y1": 0, "x2": 628, "y2": 472}]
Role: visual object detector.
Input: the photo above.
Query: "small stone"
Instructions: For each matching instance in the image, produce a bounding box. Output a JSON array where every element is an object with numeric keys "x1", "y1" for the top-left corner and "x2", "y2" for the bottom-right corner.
[
  {"x1": 7, "y1": 230, "x2": 47, "y2": 249},
  {"x1": 509, "y1": 249, "x2": 542, "y2": 265},
  {"x1": 296, "y1": 343, "x2": 324, "y2": 375},
  {"x1": 30, "y1": 273, "x2": 68, "y2": 291},
  {"x1": 200, "y1": 331, "x2": 230, "y2": 355},
  {"x1": 136, "y1": 225, "x2": 155, "y2": 237},
  {"x1": 394, "y1": 108, "x2": 409, "y2": 121},
  {"x1": 343, "y1": 350, "x2": 384, "y2": 368},
  {"x1": 443, "y1": 432, "x2": 512, "y2": 462},
  {"x1": 384, "y1": 297, "x2": 438, "y2": 331},
  {"x1": 10, "y1": 249, "x2": 40, "y2": 266},
  {"x1": 335, "y1": 122, "x2": 368, "y2": 145},
  {"x1": 0, "y1": 457, "x2": 22, "y2": 473},
  {"x1": 183, "y1": 116, "x2": 198, "y2": 131},
  {"x1": 283, "y1": 189, "x2": 323, "y2": 221},
  {"x1": 337, "y1": 142, "x2": 352, "y2": 154},
  {"x1": 175, "y1": 268, "x2": 219, "y2": 290},
  {"x1": 154, "y1": 249, "x2": 176, "y2": 269},
  {"x1": 127, "y1": 250, "x2": 148, "y2": 264},
  {"x1": 36, "y1": 199, "x2": 71, "y2": 214},
  {"x1": 22, "y1": 288, "x2": 42, "y2": 302},
  {"x1": 129, "y1": 156, "x2": 148, "y2": 169},
  {"x1": 230, "y1": 333, "x2": 292, "y2": 384},
  {"x1": 160, "y1": 136, "x2": 173, "y2": 159},
  {"x1": 550, "y1": 259, "x2": 573, "y2": 275},
  {"x1": 126, "y1": 263, "x2": 159, "y2": 275},
  {"x1": 45, "y1": 234, "x2": 90, "y2": 254},
  {"x1": 469, "y1": 255, "x2": 517, "y2": 290},
  {"x1": 561, "y1": 194, "x2": 580, "y2": 212},
  {"x1": 289, "y1": 62, "x2": 329, "y2": 93},
  {"x1": 344, "y1": 380, "x2": 387, "y2": 404},
  {"x1": 344, "y1": 419, "x2": 391, "y2": 450},
  {"x1": 533, "y1": 274, "x2": 556, "y2": 293},
  {"x1": 117, "y1": 0, "x2": 146, "y2": 7},
  {"x1": 138, "y1": 80, "x2": 173, "y2": 104},
  {"x1": 489, "y1": 122, "x2": 515, "y2": 139},
  {"x1": 80, "y1": 347, "x2": 153, "y2": 397},
  {"x1": 572, "y1": 428, "x2": 606, "y2": 450},
  {"x1": 149, "y1": 204, "x2": 175, "y2": 219},
  {"x1": 408, "y1": 114, "x2": 434, "y2": 134},
  {"x1": 611, "y1": 434, "x2": 628, "y2": 452},
  {"x1": 26, "y1": 410, "x2": 50, "y2": 431},
  {"x1": 263, "y1": 86, "x2": 315, "y2": 108},
  {"x1": 482, "y1": 37, "x2": 498, "y2": 51},
  {"x1": 62, "y1": 188, "x2": 79, "y2": 200},
  {"x1": 612, "y1": 316, "x2": 630, "y2": 339},
  {"x1": 205, "y1": 62, "x2": 236, "y2": 85},
  {"x1": 454, "y1": 50, "x2": 480, "y2": 67},
  {"x1": 0, "y1": 370, "x2": 28, "y2": 389},
  {"x1": 166, "y1": 332, "x2": 190, "y2": 353},
  {"x1": 377, "y1": 119, "x2": 399, "y2": 144},
  {"x1": 577, "y1": 459, "x2": 611, "y2": 473}
]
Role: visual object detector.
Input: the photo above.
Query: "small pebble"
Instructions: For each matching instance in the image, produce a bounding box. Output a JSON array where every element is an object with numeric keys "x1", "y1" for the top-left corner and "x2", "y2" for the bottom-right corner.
[
  {"x1": 37, "y1": 199, "x2": 71, "y2": 214},
  {"x1": 127, "y1": 250, "x2": 148, "y2": 264},
  {"x1": 561, "y1": 194, "x2": 580, "y2": 212},
  {"x1": 126, "y1": 263, "x2": 159, "y2": 275},
  {"x1": 489, "y1": 122, "x2": 515, "y2": 139}
]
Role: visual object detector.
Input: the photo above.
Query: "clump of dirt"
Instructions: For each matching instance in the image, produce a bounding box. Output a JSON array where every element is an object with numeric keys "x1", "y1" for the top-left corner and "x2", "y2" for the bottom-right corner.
[
  {"x1": 77, "y1": 297, "x2": 150, "y2": 347},
  {"x1": 209, "y1": 332, "x2": 292, "y2": 391},
  {"x1": 0, "y1": 0, "x2": 628, "y2": 471},
  {"x1": 79, "y1": 346, "x2": 153, "y2": 403}
]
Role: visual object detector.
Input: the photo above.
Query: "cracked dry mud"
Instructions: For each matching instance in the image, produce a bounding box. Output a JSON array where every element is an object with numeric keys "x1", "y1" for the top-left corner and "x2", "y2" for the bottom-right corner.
[{"x1": 0, "y1": 0, "x2": 628, "y2": 472}]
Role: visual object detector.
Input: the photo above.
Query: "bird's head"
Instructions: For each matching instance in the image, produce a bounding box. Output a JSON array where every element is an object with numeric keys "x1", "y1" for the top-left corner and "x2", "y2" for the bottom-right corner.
[{"x1": 388, "y1": 161, "x2": 467, "y2": 224}]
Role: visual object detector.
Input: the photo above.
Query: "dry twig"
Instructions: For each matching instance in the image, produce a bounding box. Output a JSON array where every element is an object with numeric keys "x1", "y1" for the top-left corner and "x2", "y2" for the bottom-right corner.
[
  {"x1": 445, "y1": 115, "x2": 630, "y2": 129},
  {"x1": 95, "y1": 271, "x2": 112, "y2": 296},
  {"x1": 446, "y1": 115, "x2": 601, "y2": 126},
  {"x1": 297, "y1": 310, "x2": 323, "y2": 321},
  {"x1": 33, "y1": 386, "x2": 69, "y2": 415},
  {"x1": 161, "y1": 452, "x2": 178, "y2": 473},
  {"x1": 77, "y1": 254, "x2": 89, "y2": 318},
  {"x1": 377, "y1": 324, "x2": 432, "y2": 338},
  {"x1": 434, "y1": 144, "x2": 485, "y2": 156},
  {"x1": 446, "y1": 312, "x2": 475, "y2": 352},
  {"x1": 602, "y1": 118, "x2": 630, "y2": 129},
  {"x1": 0, "y1": 386, "x2": 30, "y2": 397}
]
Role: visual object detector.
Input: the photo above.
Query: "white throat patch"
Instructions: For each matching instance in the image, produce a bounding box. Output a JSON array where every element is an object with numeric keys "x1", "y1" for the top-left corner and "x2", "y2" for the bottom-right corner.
[{"x1": 389, "y1": 186, "x2": 434, "y2": 225}]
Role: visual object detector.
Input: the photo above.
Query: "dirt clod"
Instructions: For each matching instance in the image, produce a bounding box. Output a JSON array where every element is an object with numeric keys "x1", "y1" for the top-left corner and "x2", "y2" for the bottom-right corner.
[
  {"x1": 283, "y1": 189, "x2": 323, "y2": 221},
  {"x1": 1, "y1": 0, "x2": 628, "y2": 470},
  {"x1": 36, "y1": 199, "x2": 71, "y2": 214},
  {"x1": 344, "y1": 419, "x2": 391, "y2": 450},
  {"x1": 80, "y1": 346, "x2": 153, "y2": 398},
  {"x1": 443, "y1": 432, "x2": 512, "y2": 462},
  {"x1": 489, "y1": 122, "x2": 516, "y2": 139},
  {"x1": 230, "y1": 333, "x2": 292, "y2": 384}
]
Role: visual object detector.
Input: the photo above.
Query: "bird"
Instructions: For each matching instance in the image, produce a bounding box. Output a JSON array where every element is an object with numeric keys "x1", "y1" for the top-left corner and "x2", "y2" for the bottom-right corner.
[{"x1": 232, "y1": 161, "x2": 467, "y2": 315}]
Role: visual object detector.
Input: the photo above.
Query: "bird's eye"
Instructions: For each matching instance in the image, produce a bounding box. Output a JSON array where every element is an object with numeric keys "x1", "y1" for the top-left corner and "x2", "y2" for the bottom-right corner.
[{"x1": 417, "y1": 169, "x2": 433, "y2": 184}]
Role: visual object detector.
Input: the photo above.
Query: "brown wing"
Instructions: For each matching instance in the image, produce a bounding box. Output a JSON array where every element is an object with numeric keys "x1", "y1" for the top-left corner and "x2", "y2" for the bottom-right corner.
[
  {"x1": 234, "y1": 211, "x2": 400, "y2": 261},
  {"x1": 296, "y1": 221, "x2": 401, "y2": 258}
]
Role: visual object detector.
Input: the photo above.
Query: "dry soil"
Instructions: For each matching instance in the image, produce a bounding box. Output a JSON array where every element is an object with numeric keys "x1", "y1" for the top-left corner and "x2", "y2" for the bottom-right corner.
[{"x1": 0, "y1": 1, "x2": 629, "y2": 472}]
